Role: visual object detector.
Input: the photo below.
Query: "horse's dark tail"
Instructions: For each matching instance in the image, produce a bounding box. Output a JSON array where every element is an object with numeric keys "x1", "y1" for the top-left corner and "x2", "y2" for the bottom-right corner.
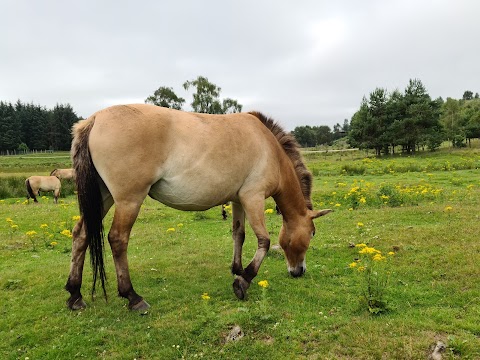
[
  {"x1": 71, "y1": 116, "x2": 107, "y2": 299},
  {"x1": 25, "y1": 179, "x2": 37, "y2": 202}
]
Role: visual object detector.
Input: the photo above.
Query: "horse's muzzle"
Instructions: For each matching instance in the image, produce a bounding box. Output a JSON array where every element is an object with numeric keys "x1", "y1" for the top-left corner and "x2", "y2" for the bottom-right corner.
[{"x1": 289, "y1": 266, "x2": 306, "y2": 278}]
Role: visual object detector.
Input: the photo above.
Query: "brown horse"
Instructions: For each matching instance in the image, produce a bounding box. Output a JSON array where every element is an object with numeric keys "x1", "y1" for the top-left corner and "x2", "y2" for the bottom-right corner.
[
  {"x1": 50, "y1": 168, "x2": 76, "y2": 180},
  {"x1": 25, "y1": 176, "x2": 61, "y2": 204},
  {"x1": 65, "y1": 104, "x2": 332, "y2": 311}
]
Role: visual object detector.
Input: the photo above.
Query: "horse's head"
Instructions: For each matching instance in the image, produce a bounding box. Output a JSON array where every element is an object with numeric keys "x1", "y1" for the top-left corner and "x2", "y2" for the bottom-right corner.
[{"x1": 279, "y1": 209, "x2": 332, "y2": 277}]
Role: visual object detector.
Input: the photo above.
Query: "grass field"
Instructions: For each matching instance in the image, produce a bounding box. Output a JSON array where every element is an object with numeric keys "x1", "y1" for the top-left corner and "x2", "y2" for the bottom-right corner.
[{"x1": 1, "y1": 148, "x2": 479, "y2": 359}]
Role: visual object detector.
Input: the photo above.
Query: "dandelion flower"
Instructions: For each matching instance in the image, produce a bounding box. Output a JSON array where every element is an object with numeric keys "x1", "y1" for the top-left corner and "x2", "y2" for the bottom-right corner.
[
  {"x1": 357, "y1": 222, "x2": 364, "y2": 227},
  {"x1": 349, "y1": 262, "x2": 358, "y2": 268},
  {"x1": 444, "y1": 206, "x2": 453, "y2": 212},
  {"x1": 26, "y1": 230, "x2": 37, "y2": 236},
  {"x1": 166, "y1": 228, "x2": 176, "y2": 233},
  {"x1": 11, "y1": 224, "x2": 19, "y2": 229},
  {"x1": 258, "y1": 280, "x2": 269, "y2": 288},
  {"x1": 388, "y1": 252, "x2": 395, "y2": 256},
  {"x1": 40, "y1": 224, "x2": 48, "y2": 229},
  {"x1": 357, "y1": 266, "x2": 366, "y2": 272},
  {"x1": 6, "y1": 218, "x2": 13, "y2": 223},
  {"x1": 72, "y1": 215, "x2": 81, "y2": 221},
  {"x1": 355, "y1": 243, "x2": 367, "y2": 248},
  {"x1": 50, "y1": 241, "x2": 58, "y2": 246},
  {"x1": 201, "y1": 292, "x2": 210, "y2": 300},
  {"x1": 264, "y1": 208, "x2": 274, "y2": 214},
  {"x1": 177, "y1": 223, "x2": 184, "y2": 228},
  {"x1": 359, "y1": 197, "x2": 366, "y2": 204}
]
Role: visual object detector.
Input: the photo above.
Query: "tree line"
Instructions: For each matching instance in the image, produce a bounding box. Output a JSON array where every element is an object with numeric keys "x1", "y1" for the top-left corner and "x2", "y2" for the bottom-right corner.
[
  {"x1": 3, "y1": 76, "x2": 479, "y2": 154},
  {"x1": 0, "y1": 100, "x2": 79, "y2": 153},
  {"x1": 293, "y1": 79, "x2": 480, "y2": 154}
]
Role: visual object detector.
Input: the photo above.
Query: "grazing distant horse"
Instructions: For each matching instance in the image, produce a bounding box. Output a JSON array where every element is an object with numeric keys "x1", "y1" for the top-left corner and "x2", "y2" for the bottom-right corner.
[
  {"x1": 25, "y1": 176, "x2": 61, "y2": 204},
  {"x1": 65, "y1": 104, "x2": 332, "y2": 311},
  {"x1": 50, "y1": 168, "x2": 76, "y2": 180}
]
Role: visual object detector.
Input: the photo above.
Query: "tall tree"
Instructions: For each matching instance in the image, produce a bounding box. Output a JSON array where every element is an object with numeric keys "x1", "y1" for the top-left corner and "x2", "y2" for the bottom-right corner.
[
  {"x1": 0, "y1": 101, "x2": 21, "y2": 152},
  {"x1": 440, "y1": 98, "x2": 463, "y2": 147},
  {"x1": 145, "y1": 86, "x2": 185, "y2": 110},
  {"x1": 49, "y1": 104, "x2": 79, "y2": 150},
  {"x1": 183, "y1": 76, "x2": 242, "y2": 114},
  {"x1": 463, "y1": 90, "x2": 474, "y2": 101}
]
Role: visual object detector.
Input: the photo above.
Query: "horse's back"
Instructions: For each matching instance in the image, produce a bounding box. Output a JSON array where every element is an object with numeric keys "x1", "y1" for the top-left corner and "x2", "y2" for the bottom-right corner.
[{"x1": 83, "y1": 104, "x2": 284, "y2": 208}]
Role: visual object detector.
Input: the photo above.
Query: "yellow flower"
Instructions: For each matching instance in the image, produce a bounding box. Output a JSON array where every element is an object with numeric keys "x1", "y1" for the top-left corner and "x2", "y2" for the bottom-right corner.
[
  {"x1": 357, "y1": 222, "x2": 364, "y2": 227},
  {"x1": 61, "y1": 229, "x2": 73, "y2": 238},
  {"x1": 359, "y1": 246, "x2": 379, "y2": 255},
  {"x1": 372, "y1": 254, "x2": 386, "y2": 262},
  {"x1": 355, "y1": 243, "x2": 367, "y2": 248},
  {"x1": 264, "y1": 208, "x2": 274, "y2": 214},
  {"x1": 166, "y1": 228, "x2": 176, "y2": 233},
  {"x1": 388, "y1": 252, "x2": 395, "y2": 256},
  {"x1": 444, "y1": 206, "x2": 453, "y2": 212},
  {"x1": 40, "y1": 224, "x2": 48, "y2": 229},
  {"x1": 50, "y1": 241, "x2": 58, "y2": 246},
  {"x1": 357, "y1": 266, "x2": 366, "y2": 272},
  {"x1": 359, "y1": 197, "x2": 366, "y2": 204},
  {"x1": 177, "y1": 223, "x2": 184, "y2": 228},
  {"x1": 6, "y1": 218, "x2": 13, "y2": 223},
  {"x1": 334, "y1": 203, "x2": 341, "y2": 207},
  {"x1": 201, "y1": 292, "x2": 211, "y2": 300},
  {"x1": 72, "y1": 215, "x2": 81, "y2": 221},
  {"x1": 11, "y1": 224, "x2": 19, "y2": 229},
  {"x1": 26, "y1": 230, "x2": 37, "y2": 236},
  {"x1": 349, "y1": 262, "x2": 358, "y2": 268},
  {"x1": 258, "y1": 280, "x2": 269, "y2": 288}
]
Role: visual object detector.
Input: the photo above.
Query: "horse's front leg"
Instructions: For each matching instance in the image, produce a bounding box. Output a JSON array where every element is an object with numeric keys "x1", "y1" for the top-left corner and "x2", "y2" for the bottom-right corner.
[
  {"x1": 233, "y1": 195, "x2": 270, "y2": 300},
  {"x1": 65, "y1": 218, "x2": 88, "y2": 310},
  {"x1": 231, "y1": 202, "x2": 246, "y2": 276}
]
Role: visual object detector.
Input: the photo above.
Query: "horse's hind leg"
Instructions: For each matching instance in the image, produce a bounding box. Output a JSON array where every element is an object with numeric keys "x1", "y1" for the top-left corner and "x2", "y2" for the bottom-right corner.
[
  {"x1": 66, "y1": 192, "x2": 113, "y2": 310},
  {"x1": 233, "y1": 194, "x2": 270, "y2": 300},
  {"x1": 54, "y1": 189, "x2": 60, "y2": 204},
  {"x1": 231, "y1": 202, "x2": 246, "y2": 276},
  {"x1": 108, "y1": 201, "x2": 150, "y2": 311},
  {"x1": 65, "y1": 218, "x2": 88, "y2": 309}
]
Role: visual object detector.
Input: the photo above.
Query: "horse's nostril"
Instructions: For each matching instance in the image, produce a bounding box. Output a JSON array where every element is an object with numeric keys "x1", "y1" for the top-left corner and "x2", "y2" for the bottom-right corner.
[{"x1": 290, "y1": 267, "x2": 305, "y2": 278}]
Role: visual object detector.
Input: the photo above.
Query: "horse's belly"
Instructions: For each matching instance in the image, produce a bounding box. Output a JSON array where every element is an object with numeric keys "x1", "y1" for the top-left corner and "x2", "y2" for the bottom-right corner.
[{"x1": 148, "y1": 179, "x2": 234, "y2": 211}]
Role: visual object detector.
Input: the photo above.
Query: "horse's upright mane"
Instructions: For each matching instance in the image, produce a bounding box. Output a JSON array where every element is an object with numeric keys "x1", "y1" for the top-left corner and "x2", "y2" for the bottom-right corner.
[{"x1": 249, "y1": 111, "x2": 313, "y2": 209}]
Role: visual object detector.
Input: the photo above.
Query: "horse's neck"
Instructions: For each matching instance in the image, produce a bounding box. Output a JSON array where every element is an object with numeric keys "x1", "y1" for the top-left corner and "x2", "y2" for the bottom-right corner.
[{"x1": 274, "y1": 168, "x2": 309, "y2": 221}]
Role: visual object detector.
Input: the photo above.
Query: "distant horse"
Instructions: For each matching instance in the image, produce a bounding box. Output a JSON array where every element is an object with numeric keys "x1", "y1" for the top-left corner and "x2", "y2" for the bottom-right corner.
[
  {"x1": 50, "y1": 168, "x2": 76, "y2": 180},
  {"x1": 25, "y1": 176, "x2": 61, "y2": 204},
  {"x1": 65, "y1": 104, "x2": 332, "y2": 311}
]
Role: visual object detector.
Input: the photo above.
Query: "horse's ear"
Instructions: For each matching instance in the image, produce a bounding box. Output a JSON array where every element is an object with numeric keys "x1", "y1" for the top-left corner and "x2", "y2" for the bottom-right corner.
[{"x1": 310, "y1": 209, "x2": 333, "y2": 219}]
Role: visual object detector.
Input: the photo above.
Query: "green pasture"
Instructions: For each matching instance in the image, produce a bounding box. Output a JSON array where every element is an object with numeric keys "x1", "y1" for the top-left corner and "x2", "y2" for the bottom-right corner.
[{"x1": 1, "y1": 150, "x2": 479, "y2": 359}]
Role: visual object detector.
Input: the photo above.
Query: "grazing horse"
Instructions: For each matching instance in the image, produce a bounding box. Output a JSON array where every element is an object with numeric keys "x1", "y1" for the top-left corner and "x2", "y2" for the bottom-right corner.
[
  {"x1": 50, "y1": 168, "x2": 76, "y2": 180},
  {"x1": 25, "y1": 176, "x2": 61, "y2": 204},
  {"x1": 65, "y1": 104, "x2": 332, "y2": 311}
]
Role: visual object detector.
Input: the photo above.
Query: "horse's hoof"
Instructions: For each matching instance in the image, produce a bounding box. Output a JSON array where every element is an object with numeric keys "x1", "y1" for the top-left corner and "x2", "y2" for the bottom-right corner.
[
  {"x1": 233, "y1": 276, "x2": 249, "y2": 300},
  {"x1": 67, "y1": 296, "x2": 87, "y2": 310},
  {"x1": 130, "y1": 299, "x2": 150, "y2": 311}
]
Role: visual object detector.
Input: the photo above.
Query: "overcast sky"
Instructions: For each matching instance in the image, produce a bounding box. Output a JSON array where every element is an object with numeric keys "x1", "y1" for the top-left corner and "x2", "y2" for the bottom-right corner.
[{"x1": 1, "y1": 1, "x2": 479, "y2": 130}]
